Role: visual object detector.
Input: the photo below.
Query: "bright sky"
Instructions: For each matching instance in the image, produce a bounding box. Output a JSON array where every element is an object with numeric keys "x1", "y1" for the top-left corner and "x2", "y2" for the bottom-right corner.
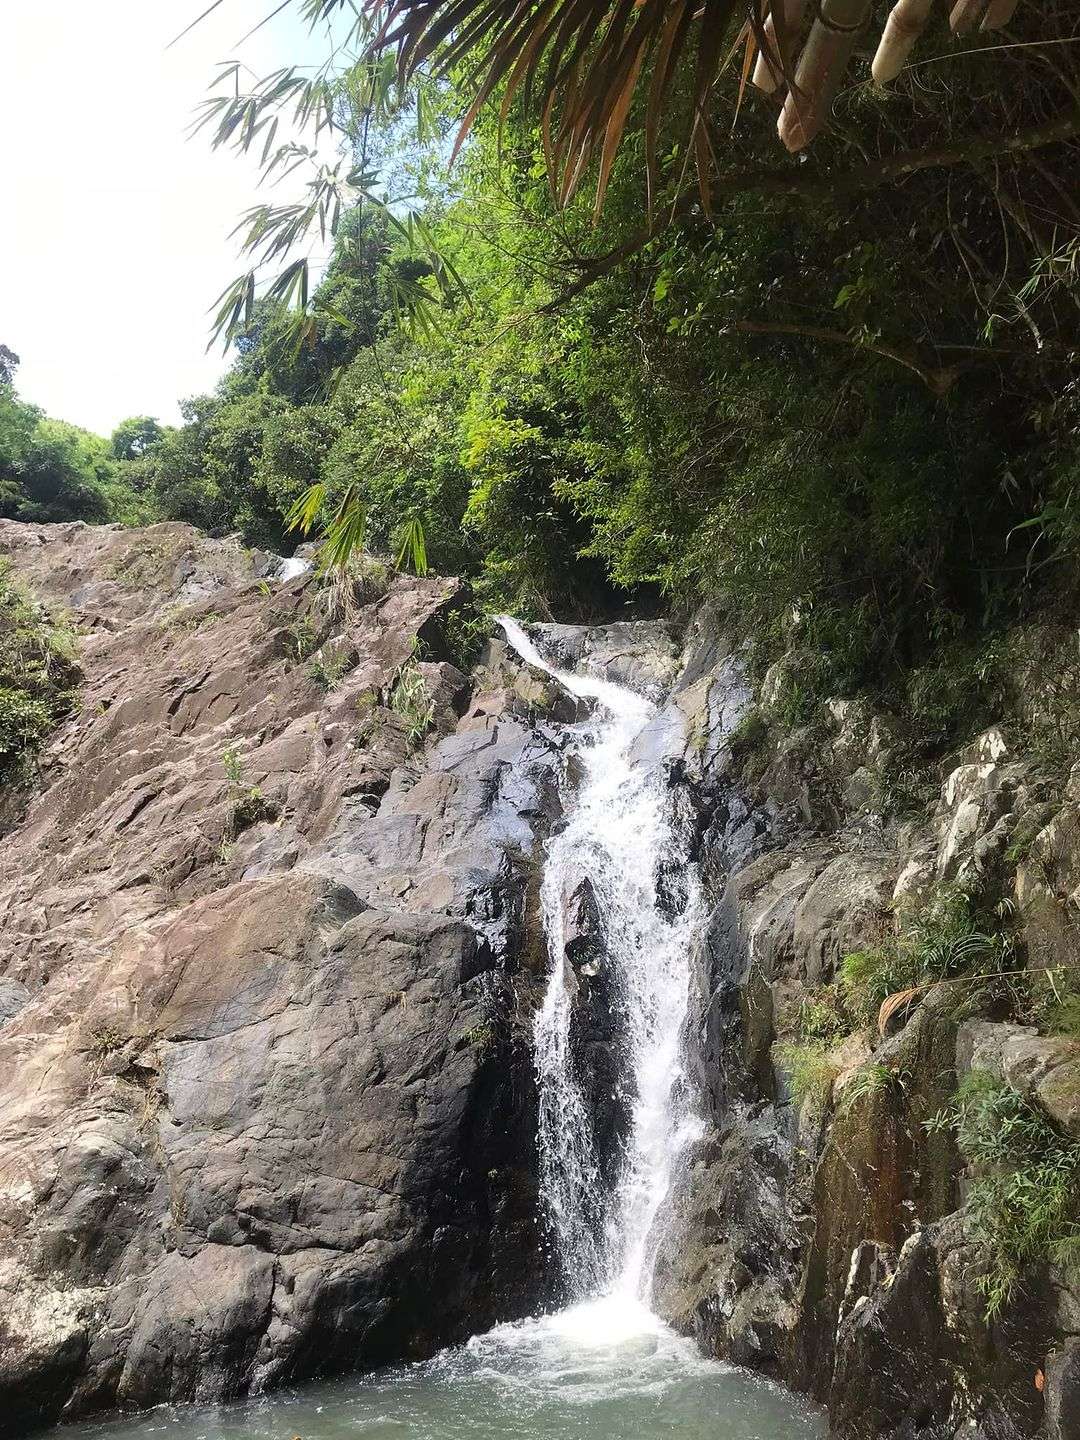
[{"x1": 0, "y1": 2, "x2": 341, "y2": 437}]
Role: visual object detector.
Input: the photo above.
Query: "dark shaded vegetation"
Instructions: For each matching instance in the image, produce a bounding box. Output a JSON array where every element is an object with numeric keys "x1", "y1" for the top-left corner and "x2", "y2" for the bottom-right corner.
[{"x1": 149, "y1": 0, "x2": 1079, "y2": 761}]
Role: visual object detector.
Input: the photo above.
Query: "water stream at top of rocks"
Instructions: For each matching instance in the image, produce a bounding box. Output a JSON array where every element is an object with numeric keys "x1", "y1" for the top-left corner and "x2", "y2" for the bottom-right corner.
[
  {"x1": 58, "y1": 621, "x2": 822, "y2": 1440},
  {"x1": 276, "y1": 554, "x2": 312, "y2": 581}
]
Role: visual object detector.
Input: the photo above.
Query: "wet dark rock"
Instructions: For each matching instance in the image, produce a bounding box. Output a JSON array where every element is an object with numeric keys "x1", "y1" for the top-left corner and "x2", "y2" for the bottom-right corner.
[
  {"x1": 0, "y1": 521, "x2": 580, "y2": 1434},
  {"x1": 562, "y1": 875, "x2": 603, "y2": 967},
  {"x1": 531, "y1": 619, "x2": 681, "y2": 699},
  {"x1": 647, "y1": 605, "x2": 1075, "y2": 1440},
  {"x1": 1045, "y1": 1343, "x2": 1080, "y2": 1440}
]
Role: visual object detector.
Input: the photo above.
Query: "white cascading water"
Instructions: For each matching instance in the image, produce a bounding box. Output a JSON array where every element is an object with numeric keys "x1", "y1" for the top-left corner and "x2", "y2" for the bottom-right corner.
[
  {"x1": 277, "y1": 555, "x2": 312, "y2": 581},
  {"x1": 498, "y1": 617, "x2": 704, "y2": 1313}
]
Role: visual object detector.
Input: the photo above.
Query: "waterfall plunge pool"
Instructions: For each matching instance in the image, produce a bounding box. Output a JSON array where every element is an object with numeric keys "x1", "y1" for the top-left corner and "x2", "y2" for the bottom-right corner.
[{"x1": 58, "y1": 1300, "x2": 823, "y2": 1440}]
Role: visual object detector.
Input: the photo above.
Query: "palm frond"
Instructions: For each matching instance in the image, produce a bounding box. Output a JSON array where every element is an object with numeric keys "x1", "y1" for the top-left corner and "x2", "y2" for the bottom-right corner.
[
  {"x1": 396, "y1": 516, "x2": 429, "y2": 574},
  {"x1": 365, "y1": 0, "x2": 770, "y2": 200},
  {"x1": 286, "y1": 481, "x2": 328, "y2": 535},
  {"x1": 320, "y1": 484, "x2": 369, "y2": 570}
]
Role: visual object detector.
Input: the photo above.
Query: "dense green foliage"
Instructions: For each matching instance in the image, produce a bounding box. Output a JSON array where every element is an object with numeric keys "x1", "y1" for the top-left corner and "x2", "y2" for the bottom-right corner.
[
  {"x1": 130, "y1": 2, "x2": 1078, "y2": 747},
  {"x1": 927, "y1": 1071, "x2": 1080, "y2": 1318},
  {"x1": 0, "y1": 560, "x2": 80, "y2": 784},
  {"x1": 0, "y1": 350, "x2": 158, "y2": 527},
  {"x1": 12, "y1": 4, "x2": 1080, "y2": 757}
]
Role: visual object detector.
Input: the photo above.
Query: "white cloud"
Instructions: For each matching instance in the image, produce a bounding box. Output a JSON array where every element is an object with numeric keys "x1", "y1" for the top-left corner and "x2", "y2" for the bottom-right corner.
[{"x1": 0, "y1": 1, "x2": 340, "y2": 436}]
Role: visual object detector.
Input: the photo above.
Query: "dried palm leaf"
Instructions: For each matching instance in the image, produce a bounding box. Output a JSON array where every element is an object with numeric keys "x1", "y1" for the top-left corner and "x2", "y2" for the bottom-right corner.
[
  {"x1": 877, "y1": 985, "x2": 921, "y2": 1036},
  {"x1": 366, "y1": 0, "x2": 766, "y2": 201}
]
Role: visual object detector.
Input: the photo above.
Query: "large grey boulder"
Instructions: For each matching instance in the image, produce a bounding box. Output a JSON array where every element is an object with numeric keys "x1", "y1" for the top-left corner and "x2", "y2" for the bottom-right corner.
[{"x1": 0, "y1": 522, "x2": 574, "y2": 1432}]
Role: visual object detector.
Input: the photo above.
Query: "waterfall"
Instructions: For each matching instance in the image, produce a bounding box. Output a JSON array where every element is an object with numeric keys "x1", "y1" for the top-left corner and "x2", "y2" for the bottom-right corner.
[{"x1": 498, "y1": 618, "x2": 704, "y2": 1310}]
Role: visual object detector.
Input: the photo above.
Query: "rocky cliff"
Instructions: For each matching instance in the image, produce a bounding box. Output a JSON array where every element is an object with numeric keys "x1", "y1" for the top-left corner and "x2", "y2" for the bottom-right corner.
[
  {"x1": 645, "y1": 611, "x2": 1080, "y2": 1440},
  {"x1": 0, "y1": 520, "x2": 568, "y2": 1432},
  {"x1": 1, "y1": 520, "x2": 1077, "y2": 1440}
]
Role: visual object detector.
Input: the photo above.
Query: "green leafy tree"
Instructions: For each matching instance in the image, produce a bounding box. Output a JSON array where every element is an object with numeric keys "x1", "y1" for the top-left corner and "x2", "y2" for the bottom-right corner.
[
  {"x1": 0, "y1": 345, "x2": 19, "y2": 388},
  {"x1": 110, "y1": 415, "x2": 163, "y2": 460}
]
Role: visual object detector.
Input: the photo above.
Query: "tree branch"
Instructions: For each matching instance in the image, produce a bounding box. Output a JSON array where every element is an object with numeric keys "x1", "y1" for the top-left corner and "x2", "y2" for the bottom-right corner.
[
  {"x1": 541, "y1": 109, "x2": 1080, "y2": 313},
  {"x1": 726, "y1": 319, "x2": 971, "y2": 394}
]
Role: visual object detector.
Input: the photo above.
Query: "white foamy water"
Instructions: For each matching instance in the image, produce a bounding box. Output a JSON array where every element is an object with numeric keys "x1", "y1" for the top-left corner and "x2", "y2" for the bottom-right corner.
[
  {"x1": 277, "y1": 554, "x2": 312, "y2": 581},
  {"x1": 498, "y1": 616, "x2": 704, "y2": 1309}
]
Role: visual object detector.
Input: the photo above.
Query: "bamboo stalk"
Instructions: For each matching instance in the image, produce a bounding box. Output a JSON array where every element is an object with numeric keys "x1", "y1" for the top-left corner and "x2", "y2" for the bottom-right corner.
[
  {"x1": 949, "y1": 0, "x2": 988, "y2": 34},
  {"x1": 778, "y1": 0, "x2": 872, "y2": 151},
  {"x1": 980, "y1": 0, "x2": 1020, "y2": 28},
  {"x1": 752, "y1": 0, "x2": 812, "y2": 94},
  {"x1": 872, "y1": 0, "x2": 936, "y2": 84}
]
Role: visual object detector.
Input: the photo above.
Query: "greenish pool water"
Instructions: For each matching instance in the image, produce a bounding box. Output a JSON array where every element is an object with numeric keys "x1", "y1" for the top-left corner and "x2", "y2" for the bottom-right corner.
[{"x1": 60, "y1": 1299, "x2": 823, "y2": 1440}]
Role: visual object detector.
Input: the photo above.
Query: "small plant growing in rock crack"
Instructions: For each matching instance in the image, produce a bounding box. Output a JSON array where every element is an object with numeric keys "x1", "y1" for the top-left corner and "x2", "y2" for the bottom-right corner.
[
  {"x1": 462, "y1": 1020, "x2": 496, "y2": 1055},
  {"x1": 774, "y1": 985, "x2": 851, "y2": 1109},
  {"x1": 309, "y1": 648, "x2": 352, "y2": 691},
  {"x1": 438, "y1": 602, "x2": 488, "y2": 673},
  {"x1": 775, "y1": 1041, "x2": 838, "y2": 1109},
  {"x1": 80, "y1": 1018, "x2": 130, "y2": 1061},
  {"x1": 221, "y1": 744, "x2": 275, "y2": 842},
  {"x1": 799, "y1": 986, "x2": 849, "y2": 1045},
  {"x1": 0, "y1": 560, "x2": 80, "y2": 785},
  {"x1": 353, "y1": 689, "x2": 381, "y2": 746},
  {"x1": 728, "y1": 705, "x2": 769, "y2": 780},
  {"x1": 221, "y1": 744, "x2": 244, "y2": 788},
  {"x1": 730, "y1": 705, "x2": 767, "y2": 753},
  {"x1": 840, "y1": 1064, "x2": 895, "y2": 1110},
  {"x1": 282, "y1": 617, "x2": 316, "y2": 661},
  {"x1": 391, "y1": 651, "x2": 435, "y2": 750},
  {"x1": 926, "y1": 1070, "x2": 1080, "y2": 1318}
]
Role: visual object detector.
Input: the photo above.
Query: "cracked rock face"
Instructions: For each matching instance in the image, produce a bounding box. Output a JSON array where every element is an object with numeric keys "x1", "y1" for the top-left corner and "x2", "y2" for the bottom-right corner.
[
  {"x1": 0, "y1": 520, "x2": 565, "y2": 1433},
  {"x1": 650, "y1": 678, "x2": 1077, "y2": 1438}
]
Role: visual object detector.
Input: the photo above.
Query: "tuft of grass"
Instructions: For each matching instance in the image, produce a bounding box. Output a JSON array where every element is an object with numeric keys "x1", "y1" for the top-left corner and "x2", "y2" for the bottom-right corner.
[
  {"x1": 926, "y1": 1070, "x2": 1080, "y2": 1318},
  {"x1": 309, "y1": 648, "x2": 352, "y2": 691},
  {"x1": 221, "y1": 745, "x2": 275, "y2": 839},
  {"x1": 776, "y1": 1041, "x2": 838, "y2": 1109},
  {"x1": 841, "y1": 887, "x2": 1010, "y2": 1030},
  {"x1": 840, "y1": 1063, "x2": 895, "y2": 1110},
  {"x1": 80, "y1": 1019, "x2": 129, "y2": 1061},
  {"x1": 729, "y1": 705, "x2": 767, "y2": 754},
  {"x1": 353, "y1": 689, "x2": 381, "y2": 746},
  {"x1": 1045, "y1": 991, "x2": 1080, "y2": 1038},
  {"x1": 799, "y1": 986, "x2": 849, "y2": 1045},
  {"x1": 282, "y1": 617, "x2": 316, "y2": 661},
  {"x1": 391, "y1": 654, "x2": 435, "y2": 750}
]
